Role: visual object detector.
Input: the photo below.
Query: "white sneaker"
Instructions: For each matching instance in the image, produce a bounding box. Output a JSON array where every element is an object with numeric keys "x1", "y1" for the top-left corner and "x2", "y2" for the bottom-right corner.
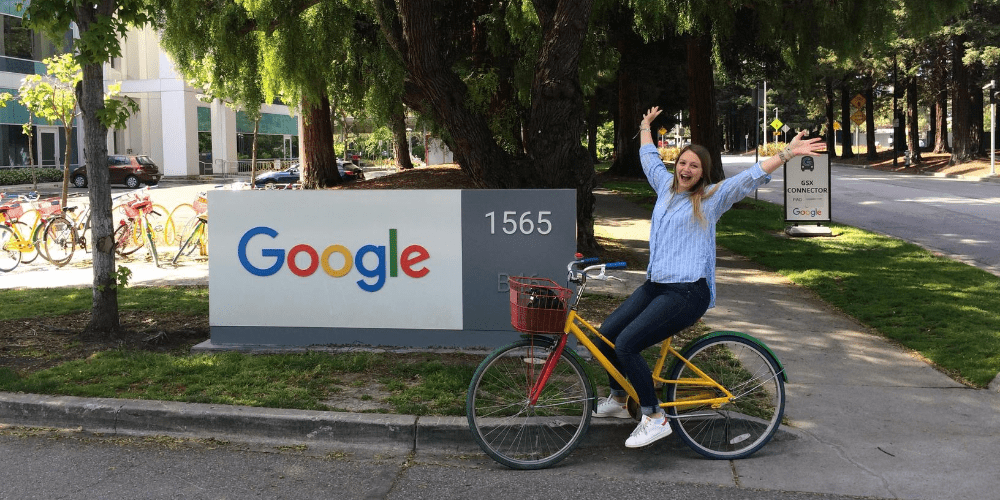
[
  {"x1": 625, "y1": 415, "x2": 672, "y2": 448},
  {"x1": 592, "y1": 394, "x2": 631, "y2": 419}
]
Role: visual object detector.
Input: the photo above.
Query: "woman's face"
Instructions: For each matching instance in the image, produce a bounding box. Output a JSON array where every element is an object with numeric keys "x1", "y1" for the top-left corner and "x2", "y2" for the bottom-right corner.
[{"x1": 675, "y1": 150, "x2": 704, "y2": 192}]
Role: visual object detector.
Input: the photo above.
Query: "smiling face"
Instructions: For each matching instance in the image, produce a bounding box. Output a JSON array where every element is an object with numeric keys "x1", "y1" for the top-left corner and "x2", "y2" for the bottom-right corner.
[{"x1": 674, "y1": 150, "x2": 704, "y2": 192}]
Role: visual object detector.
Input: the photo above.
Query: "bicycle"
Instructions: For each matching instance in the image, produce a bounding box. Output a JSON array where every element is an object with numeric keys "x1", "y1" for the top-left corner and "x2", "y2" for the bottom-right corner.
[
  {"x1": 0, "y1": 193, "x2": 42, "y2": 266},
  {"x1": 171, "y1": 192, "x2": 207, "y2": 264},
  {"x1": 0, "y1": 194, "x2": 76, "y2": 268},
  {"x1": 112, "y1": 188, "x2": 170, "y2": 249},
  {"x1": 466, "y1": 256, "x2": 787, "y2": 469},
  {"x1": 113, "y1": 191, "x2": 162, "y2": 267}
]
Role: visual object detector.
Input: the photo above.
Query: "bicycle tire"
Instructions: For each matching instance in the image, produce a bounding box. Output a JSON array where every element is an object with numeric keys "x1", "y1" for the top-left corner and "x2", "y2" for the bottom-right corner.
[
  {"x1": 172, "y1": 218, "x2": 205, "y2": 264},
  {"x1": 41, "y1": 215, "x2": 77, "y2": 267},
  {"x1": 113, "y1": 220, "x2": 143, "y2": 256},
  {"x1": 166, "y1": 203, "x2": 196, "y2": 245},
  {"x1": 665, "y1": 334, "x2": 785, "y2": 460},
  {"x1": 0, "y1": 225, "x2": 21, "y2": 272},
  {"x1": 9, "y1": 220, "x2": 39, "y2": 264},
  {"x1": 467, "y1": 337, "x2": 593, "y2": 470}
]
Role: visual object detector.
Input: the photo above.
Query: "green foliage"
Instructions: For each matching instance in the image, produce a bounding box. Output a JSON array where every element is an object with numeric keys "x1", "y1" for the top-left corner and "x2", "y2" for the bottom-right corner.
[
  {"x1": 595, "y1": 121, "x2": 614, "y2": 161},
  {"x1": 0, "y1": 167, "x2": 63, "y2": 186}
]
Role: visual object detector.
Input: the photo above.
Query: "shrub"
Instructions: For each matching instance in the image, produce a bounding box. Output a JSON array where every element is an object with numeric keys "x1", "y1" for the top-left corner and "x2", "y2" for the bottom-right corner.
[
  {"x1": 0, "y1": 167, "x2": 64, "y2": 187},
  {"x1": 757, "y1": 141, "x2": 788, "y2": 157}
]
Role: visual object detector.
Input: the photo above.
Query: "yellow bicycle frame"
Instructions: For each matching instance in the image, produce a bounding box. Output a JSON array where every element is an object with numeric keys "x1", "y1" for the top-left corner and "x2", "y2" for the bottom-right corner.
[{"x1": 561, "y1": 309, "x2": 735, "y2": 411}]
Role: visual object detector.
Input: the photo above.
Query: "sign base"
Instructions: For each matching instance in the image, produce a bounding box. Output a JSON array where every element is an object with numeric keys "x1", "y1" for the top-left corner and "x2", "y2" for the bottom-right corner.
[{"x1": 785, "y1": 225, "x2": 833, "y2": 237}]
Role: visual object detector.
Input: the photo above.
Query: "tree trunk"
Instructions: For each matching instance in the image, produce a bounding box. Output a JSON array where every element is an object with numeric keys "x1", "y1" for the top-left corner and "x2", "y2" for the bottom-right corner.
[
  {"x1": 608, "y1": 21, "x2": 645, "y2": 177},
  {"x1": 250, "y1": 118, "x2": 259, "y2": 185},
  {"x1": 950, "y1": 34, "x2": 974, "y2": 164},
  {"x1": 906, "y1": 72, "x2": 922, "y2": 161},
  {"x1": 971, "y1": 63, "x2": 985, "y2": 156},
  {"x1": 390, "y1": 106, "x2": 414, "y2": 170},
  {"x1": 301, "y1": 94, "x2": 340, "y2": 188},
  {"x1": 686, "y1": 33, "x2": 723, "y2": 181},
  {"x1": 75, "y1": 19, "x2": 119, "y2": 336},
  {"x1": 840, "y1": 79, "x2": 854, "y2": 159},
  {"x1": 825, "y1": 77, "x2": 837, "y2": 157},
  {"x1": 932, "y1": 43, "x2": 949, "y2": 153},
  {"x1": 381, "y1": 0, "x2": 597, "y2": 252},
  {"x1": 865, "y1": 80, "x2": 878, "y2": 161},
  {"x1": 525, "y1": 0, "x2": 597, "y2": 252}
]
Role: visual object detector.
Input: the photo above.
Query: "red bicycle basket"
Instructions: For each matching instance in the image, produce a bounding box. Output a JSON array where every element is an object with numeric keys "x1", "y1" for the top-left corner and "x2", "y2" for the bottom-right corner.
[
  {"x1": 1, "y1": 202, "x2": 24, "y2": 220},
  {"x1": 193, "y1": 195, "x2": 207, "y2": 214},
  {"x1": 125, "y1": 198, "x2": 152, "y2": 218},
  {"x1": 38, "y1": 199, "x2": 61, "y2": 216},
  {"x1": 508, "y1": 276, "x2": 572, "y2": 334}
]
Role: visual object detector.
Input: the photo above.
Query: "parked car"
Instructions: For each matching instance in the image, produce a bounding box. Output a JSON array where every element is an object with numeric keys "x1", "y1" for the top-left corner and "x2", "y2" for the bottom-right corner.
[
  {"x1": 70, "y1": 155, "x2": 162, "y2": 189},
  {"x1": 252, "y1": 161, "x2": 364, "y2": 189}
]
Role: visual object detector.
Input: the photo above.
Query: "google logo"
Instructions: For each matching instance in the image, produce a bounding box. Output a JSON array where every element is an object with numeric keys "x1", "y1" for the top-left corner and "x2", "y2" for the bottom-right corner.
[
  {"x1": 792, "y1": 207, "x2": 823, "y2": 217},
  {"x1": 237, "y1": 226, "x2": 430, "y2": 292}
]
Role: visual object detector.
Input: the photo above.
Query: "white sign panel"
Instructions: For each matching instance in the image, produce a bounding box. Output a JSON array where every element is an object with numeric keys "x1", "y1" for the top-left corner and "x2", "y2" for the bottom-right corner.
[
  {"x1": 209, "y1": 190, "x2": 464, "y2": 330},
  {"x1": 784, "y1": 154, "x2": 831, "y2": 223}
]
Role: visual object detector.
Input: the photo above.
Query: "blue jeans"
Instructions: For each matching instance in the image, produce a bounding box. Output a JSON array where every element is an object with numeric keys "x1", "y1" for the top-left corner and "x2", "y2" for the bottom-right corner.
[{"x1": 597, "y1": 278, "x2": 710, "y2": 415}]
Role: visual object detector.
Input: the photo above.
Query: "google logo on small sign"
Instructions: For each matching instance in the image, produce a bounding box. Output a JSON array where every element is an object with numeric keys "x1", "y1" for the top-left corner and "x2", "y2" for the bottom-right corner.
[{"x1": 237, "y1": 226, "x2": 430, "y2": 292}]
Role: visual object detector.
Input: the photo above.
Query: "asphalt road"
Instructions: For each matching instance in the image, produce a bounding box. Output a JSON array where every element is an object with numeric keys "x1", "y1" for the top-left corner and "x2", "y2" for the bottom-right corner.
[
  {"x1": 0, "y1": 430, "x2": 887, "y2": 500},
  {"x1": 722, "y1": 156, "x2": 1000, "y2": 276}
]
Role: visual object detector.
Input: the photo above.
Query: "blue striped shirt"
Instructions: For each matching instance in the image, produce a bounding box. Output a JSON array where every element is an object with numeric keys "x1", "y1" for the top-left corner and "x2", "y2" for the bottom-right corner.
[{"x1": 640, "y1": 143, "x2": 771, "y2": 307}]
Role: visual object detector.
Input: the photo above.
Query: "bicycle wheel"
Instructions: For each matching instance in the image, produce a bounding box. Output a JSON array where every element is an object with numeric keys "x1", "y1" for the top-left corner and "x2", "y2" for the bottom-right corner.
[
  {"x1": 113, "y1": 220, "x2": 143, "y2": 256},
  {"x1": 467, "y1": 337, "x2": 593, "y2": 470},
  {"x1": 9, "y1": 220, "x2": 38, "y2": 264},
  {"x1": 41, "y1": 215, "x2": 77, "y2": 267},
  {"x1": 172, "y1": 218, "x2": 205, "y2": 264},
  {"x1": 665, "y1": 334, "x2": 785, "y2": 460},
  {"x1": 0, "y1": 225, "x2": 21, "y2": 272},
  {"x1": 166, "y1": 203, "x2": 196, "y2": 246}
]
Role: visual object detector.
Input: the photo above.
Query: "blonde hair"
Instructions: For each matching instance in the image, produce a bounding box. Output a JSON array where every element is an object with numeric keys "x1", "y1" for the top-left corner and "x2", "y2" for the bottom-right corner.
[{"x1": 672, "y1": 144, "x2": 719, "y2": 225}]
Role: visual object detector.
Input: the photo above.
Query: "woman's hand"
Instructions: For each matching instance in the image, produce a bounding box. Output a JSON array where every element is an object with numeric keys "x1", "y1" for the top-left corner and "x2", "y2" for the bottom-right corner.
[
  {"x1": 642, "y1": 106, "x2": 663, "y2": 128},
  {"x1": 787, "y1": 131, "x2": 825, "y2": 158}
]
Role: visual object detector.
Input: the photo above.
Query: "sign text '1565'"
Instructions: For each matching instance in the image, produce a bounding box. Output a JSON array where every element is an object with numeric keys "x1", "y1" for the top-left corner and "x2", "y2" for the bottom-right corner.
[{"x1": 485, "y1": 211, "x2": 553, "y2": 235}]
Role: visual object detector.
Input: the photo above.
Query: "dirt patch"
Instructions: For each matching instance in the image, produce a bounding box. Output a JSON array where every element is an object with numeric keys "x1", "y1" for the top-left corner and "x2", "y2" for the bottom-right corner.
[
  {"x1": 0, "y1": 310, "x2": 209, "y2": 375},
  {"x1": 835, "y1": 150, "x2": 996, "y2": 178}
]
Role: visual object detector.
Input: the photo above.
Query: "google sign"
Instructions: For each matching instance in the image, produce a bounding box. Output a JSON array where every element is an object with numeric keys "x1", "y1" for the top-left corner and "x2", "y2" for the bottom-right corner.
[{"x1": 206, "y1": 189, "x2": 575, "y2": 349}]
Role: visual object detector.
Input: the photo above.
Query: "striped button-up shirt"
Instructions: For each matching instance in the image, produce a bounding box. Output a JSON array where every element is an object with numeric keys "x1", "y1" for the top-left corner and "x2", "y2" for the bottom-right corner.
[{"x1": 640, "y1": 143, "x2": 771, "y2": 307}]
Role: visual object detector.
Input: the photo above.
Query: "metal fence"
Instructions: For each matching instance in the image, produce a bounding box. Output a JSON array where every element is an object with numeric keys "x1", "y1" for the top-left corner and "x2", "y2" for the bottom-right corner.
[{"x1": 210, "y1": 158, "x2": 298, "y2": 178}]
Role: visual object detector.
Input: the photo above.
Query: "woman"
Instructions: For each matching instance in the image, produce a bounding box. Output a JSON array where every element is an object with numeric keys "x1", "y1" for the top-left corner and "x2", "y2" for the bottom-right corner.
[{"x1": 593, "y1": 106, "x2": 824, "y2": 448}]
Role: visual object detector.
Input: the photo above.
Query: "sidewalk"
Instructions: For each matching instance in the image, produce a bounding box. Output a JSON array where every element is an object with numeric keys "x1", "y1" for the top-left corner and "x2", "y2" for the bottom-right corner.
[{"x1": 3, "y1": 188, "x2": 999, "y2": 499}]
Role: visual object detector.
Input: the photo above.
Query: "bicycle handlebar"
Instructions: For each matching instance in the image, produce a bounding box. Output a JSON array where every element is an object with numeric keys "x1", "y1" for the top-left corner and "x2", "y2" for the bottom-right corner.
[{"x1": 567, "y1": 255, "x2": 627, "y2": 284}]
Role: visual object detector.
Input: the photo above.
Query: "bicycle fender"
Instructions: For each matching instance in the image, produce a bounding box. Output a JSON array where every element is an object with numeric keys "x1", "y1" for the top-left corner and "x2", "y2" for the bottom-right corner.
[{"x1": 677, "y1": 331, "x2": 788, "y2": 382}]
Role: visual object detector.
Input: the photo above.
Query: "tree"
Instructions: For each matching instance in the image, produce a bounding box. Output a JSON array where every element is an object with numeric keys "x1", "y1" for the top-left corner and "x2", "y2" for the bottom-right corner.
[
  {"x1": 22, "y1": 0, "x2": 153, "y2": 336},
  {"x1": 17, "y1": 54, "x2": 80, "y2": 207}
]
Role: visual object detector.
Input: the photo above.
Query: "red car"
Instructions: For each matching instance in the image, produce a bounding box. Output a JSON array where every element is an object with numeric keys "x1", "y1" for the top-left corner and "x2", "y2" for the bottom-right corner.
[{"x1": 71, "y1": 155, "x2": 163, "y2": 189}]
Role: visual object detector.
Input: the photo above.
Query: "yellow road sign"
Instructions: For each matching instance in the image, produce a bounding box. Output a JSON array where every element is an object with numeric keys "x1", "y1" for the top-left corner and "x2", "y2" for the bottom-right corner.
[
  {"x1": 833, "y1": 121, "x2": 841, "y2": 131},
  {"x1": 770, "y1": 118, "x2": 783, "y2": 130},
  {"x1": 851, "y1": 110, "x2": 866, "y2": 126},
  {"x1": 851, "y1": 94, "x2": 866, "y2": 110}
]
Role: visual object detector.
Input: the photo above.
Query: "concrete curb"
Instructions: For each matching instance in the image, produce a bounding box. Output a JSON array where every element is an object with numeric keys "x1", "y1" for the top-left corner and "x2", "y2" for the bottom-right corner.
[{"x1": 0, "y1": 392, "x2": 800, "y2": 454}]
